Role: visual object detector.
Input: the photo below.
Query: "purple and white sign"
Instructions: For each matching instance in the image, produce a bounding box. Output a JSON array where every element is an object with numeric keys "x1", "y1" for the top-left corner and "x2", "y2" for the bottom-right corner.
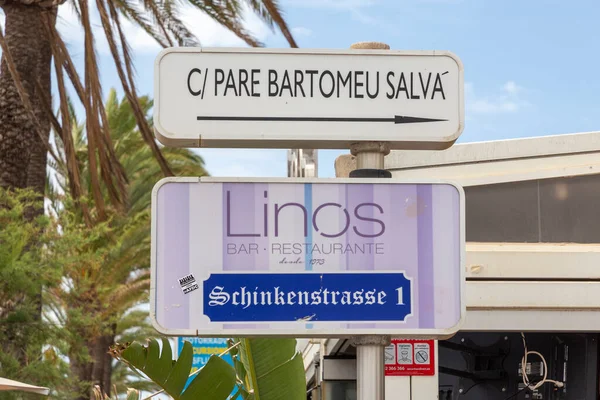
[{"x1": 150, "y1": 177, "x2": 465, "y2": 338}]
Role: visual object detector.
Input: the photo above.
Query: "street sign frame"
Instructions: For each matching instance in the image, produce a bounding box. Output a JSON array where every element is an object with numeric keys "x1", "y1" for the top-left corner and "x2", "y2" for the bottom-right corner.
[
  {"x1": 150, "y1": 177, "x2": 466, "y2": 339},
  {"x1": 153, "y1": 48, "x2": 464, "y2": 150}
]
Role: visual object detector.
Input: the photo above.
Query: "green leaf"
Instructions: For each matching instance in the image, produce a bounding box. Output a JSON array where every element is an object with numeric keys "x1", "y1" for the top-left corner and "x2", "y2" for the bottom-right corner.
[
  {"x1": 121, "y1": 342, "x2": 147, "y2": 372},
  {"x1": 144, "y1": 339, "x2": 166, "y2": 384},
  {"x1": 160, "y1": 338, "x2": 173, "y2": 379},
  {"x1": 239, "y1": 338, "x2": 306, "y2": 400},
  {"x1": 113, "y1": 339, "x2": 236, "y2": 400},
  {"x1": 114, "y1": 339, "x2": 188, "y2": 398},
  {"x1": 181, "y1": 356, "x2": 236, "y2": 400},
  {"x1": 163, "y1": 340, "x2": 193, "y2": 397}
]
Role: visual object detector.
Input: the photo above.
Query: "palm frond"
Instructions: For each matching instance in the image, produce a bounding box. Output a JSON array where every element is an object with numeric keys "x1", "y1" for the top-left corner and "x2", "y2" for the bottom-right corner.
[
  {"x1": 153, "y1": 0, "x2": 199, "y2": 46},
  {"x1": 116, "y1": 309, "x2": 149, "y2": 335},
  {"x1": 113, "y1": 0, "x2": 169, "y2": 47},
  {"x1": 67, "y1": 0, "x2": 83, "y2": 20},
  {"x1": 138, "y1": 0, "x2": 176, "y2": 46},
  {"x1": 107, "y1": 0, "x2": 174, "y2": 177},
  {"x1": 187, "y1": 0, "x2": 263, "y2": 46},
  {"x1": 243, "y1": 0, "x2": 273, "y2": 27},
  {"x1": 79, "y1": 27, "x2": 107, "y2": 221},
  {"x1": 78, "y1": 0, "x2": 128, "y2": 216},
  {"x1": 103, "y1": 279, "x2": 150, "y2": 316},
  {"x1": 44, "y1": 15, "x2": 93, "y2": 225},
  {"x1": 254, "y1": 0, "x2": 297, "y2": 47},
  {"x1": 52, "y1": 29, "x2": 86, "y2": 104}
]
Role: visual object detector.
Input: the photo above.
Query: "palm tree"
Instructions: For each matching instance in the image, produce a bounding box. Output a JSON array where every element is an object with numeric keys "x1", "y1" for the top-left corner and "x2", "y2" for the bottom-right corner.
[
  {"x1": 46, "y1": 89, "x2": 208, "y2": 398},
  {"x1": 0, "y1": 0, "x2": 297, "y2": 374},
  {"x1": 0, "y1": 0, "x2": 296, "y2": 210}
]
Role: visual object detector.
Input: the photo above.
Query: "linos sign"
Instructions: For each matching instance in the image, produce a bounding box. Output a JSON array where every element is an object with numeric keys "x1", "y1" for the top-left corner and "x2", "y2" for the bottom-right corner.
[
  {"x1": 150, "y1": 177, "x2": 465, "y2": 338},
  {"x1": 153, "y1": 48, "x2": 464, "y2": 150}
]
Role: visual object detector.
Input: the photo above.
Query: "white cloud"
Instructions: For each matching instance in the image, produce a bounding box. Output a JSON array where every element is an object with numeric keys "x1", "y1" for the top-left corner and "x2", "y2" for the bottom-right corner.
[
  {"x1": 180, "y1": 4, "x2": 272, "y2": 48},
  {"x1": 120, "y1": 18, "x2": 162, "y2": 52},
  {"x1": 466, "y1": 81, "x2": 530, "y2": 115},
  {"x1": 291, "y1": 26, "x2": 313, "y2": 37},
  {"x1": 502, "y1": 80, "x2": 522, "y2": 95}
]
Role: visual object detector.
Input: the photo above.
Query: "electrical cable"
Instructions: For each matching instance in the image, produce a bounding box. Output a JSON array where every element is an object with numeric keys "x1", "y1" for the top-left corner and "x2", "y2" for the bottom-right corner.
[
  {"x1": 306, "y1": 385, "x2": 320, "y2": 394},
  {"x1": 503, "y1": 386, "x2": 528, "y2": 400},
  {"x1": 520, "y1": 333, "x2": 564, "y2": 391}
]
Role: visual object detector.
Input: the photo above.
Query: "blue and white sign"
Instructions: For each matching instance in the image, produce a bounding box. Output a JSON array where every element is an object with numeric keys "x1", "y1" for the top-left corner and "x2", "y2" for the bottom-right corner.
[
  {"x1": 176, "y1": 337, "x2": 233, "y2": 388},
  {"x1": 151, "y1": 178, "x2": 465, "y2": 338},
  {"x1": 205, "y1": 272, "x2": 412, "y2": 322}
]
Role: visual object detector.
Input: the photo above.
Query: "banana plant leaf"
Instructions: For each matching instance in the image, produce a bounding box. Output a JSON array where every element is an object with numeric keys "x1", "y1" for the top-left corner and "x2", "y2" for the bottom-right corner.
[
  {"x1": 236, "y1": 338, "x2": 306, "y2": 400},
  {"x1": 111, "y1": 338, "x2": 235, "y2": 400}
]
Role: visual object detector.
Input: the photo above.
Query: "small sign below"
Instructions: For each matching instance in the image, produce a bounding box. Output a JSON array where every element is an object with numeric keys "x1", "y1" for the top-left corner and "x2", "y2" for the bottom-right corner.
[{"x1": 385, "y1": 339, "x2": 436, "y2": 376}]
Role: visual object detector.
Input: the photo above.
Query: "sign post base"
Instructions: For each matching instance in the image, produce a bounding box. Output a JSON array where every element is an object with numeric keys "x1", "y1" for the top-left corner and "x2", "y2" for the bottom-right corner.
[{"x1": 353, "y1": 336, "x2": 391, "y2": 400}]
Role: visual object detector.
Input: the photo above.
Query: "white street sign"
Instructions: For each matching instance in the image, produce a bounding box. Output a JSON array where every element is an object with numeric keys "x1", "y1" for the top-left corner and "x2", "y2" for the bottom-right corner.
[
  {"x1": 154, "y1": 48, "x2": 464, "y2": 150},
  {"x1": 150, "y1": 177, "x2": 465, "y2": 338}
]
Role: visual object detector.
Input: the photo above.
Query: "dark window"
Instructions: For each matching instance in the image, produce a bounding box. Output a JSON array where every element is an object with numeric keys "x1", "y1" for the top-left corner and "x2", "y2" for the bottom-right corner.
[{"x1": 465, "y1": 174, "x2": 600, "y2": 243}]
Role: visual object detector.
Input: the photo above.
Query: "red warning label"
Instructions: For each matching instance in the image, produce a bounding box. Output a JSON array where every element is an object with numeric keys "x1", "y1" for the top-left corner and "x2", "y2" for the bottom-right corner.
[{"x1": 384, "y1": 339, "x2": 435, "y2": 376}]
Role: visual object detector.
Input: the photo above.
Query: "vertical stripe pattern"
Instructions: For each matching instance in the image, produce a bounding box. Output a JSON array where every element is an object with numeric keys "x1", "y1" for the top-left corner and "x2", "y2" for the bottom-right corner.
[
  {"x1": 157, "y1": 183, "x2": 190, "y2": 329},
  {"x1": 154, "y1": 181, "x2": 462, "y2": 333}
]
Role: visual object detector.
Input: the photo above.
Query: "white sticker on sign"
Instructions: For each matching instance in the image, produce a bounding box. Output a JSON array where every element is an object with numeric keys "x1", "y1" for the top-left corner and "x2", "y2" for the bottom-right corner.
[
  {"x1": 178, "y1": 274, "x2": 199, "y2": 295},
  {"x1": 414, "y1": 343, "x2": 430, "y2": 365}
]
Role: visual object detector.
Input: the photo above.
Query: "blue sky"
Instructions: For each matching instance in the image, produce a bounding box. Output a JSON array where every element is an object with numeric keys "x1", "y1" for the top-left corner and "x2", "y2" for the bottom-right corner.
[{"x1": 4, "y1": 0, "x2": 600, "y2": 178}]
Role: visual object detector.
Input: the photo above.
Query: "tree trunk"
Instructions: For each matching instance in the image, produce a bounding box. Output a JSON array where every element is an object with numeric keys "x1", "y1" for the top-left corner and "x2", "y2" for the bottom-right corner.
[
  {"x1": 91, "y1": 332, "x2": 116, "y2": 397},
  {"x1": 27, "y1": 8, "x2": 56, "y2": 199},
  {"x1": 102, "y1": 330, "x2": 116, "y2": 396},
  {"x1": 69, "y1": 346, "x2": 92, "y2": 400},
  {"x1": 0, "y1": 1, "x2": 56, "y2": 369},
  {"x1": 0, "y1": 2, "x2": 52, "y2": 192},
  {"x1": 69, "y1": 328, "x2": 116, "y2": 399},
  {"x1": 70, "y1": 349, "x2": 93, "y2": 400}
]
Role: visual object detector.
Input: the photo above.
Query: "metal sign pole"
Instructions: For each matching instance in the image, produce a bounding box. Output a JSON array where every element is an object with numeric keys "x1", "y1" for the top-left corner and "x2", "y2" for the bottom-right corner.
[
  {"x1": 348, "y1": 40, "x2": 392, "y2": 400},
  {"x1": 353, "y1": 335, "x2": 390, "y2": 400}
]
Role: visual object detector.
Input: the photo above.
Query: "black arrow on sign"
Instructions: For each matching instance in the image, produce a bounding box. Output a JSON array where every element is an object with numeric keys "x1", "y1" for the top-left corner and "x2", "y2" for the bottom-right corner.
[{"x1": 197, "y1": 115, "x2": 447, "y2": 124}]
